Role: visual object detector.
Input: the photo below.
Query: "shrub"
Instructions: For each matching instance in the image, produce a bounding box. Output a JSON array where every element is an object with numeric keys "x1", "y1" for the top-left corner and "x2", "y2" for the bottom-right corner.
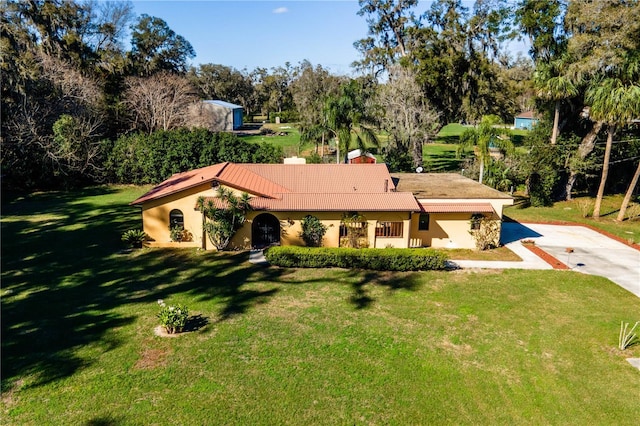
[
  {"x1": 384, "y1": 147, "x2": 414, "y2": 172},
  {"x1": 264, "y1": 246, "x2": 449, "y2": 271},
  {"x1": 121, "y1": 229, "x2": 148, "y2": 248},
  {"x1": 157, "y1": 299, "x2": 189, "y2": 334},
  {"x1": 306, "y1": 151, "x2": 323, "y2": 164},
  {"x1": 619, "y1": 321, "x2": 639, "y2": 350},
  {"x1": 300, "y1": 215, "x2": 327, "y2": 247},
  {"x1": 575, "y1": 198, "x2": 593, "y2": 218},
  {"x1": 469, "y1": 216, "x2": 501, "y2": 250},
  {"x1": 169, "y1": 226, "x2": 192, "y2": 242}
]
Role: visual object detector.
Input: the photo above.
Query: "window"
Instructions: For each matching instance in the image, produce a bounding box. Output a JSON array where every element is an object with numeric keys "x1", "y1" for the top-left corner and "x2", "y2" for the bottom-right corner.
[
  {"x1": 470, "y1": 213, "x2": 484, "y2": 230},
  {"x1": 169, "y1": 209, "x2": 184, "y2": 229},
  {"x1": 418, "y1": 214, "x2": 430, "y2": 231},
  {"x1": 375, "y1": 221, "x2": 403, "y2": 237}
]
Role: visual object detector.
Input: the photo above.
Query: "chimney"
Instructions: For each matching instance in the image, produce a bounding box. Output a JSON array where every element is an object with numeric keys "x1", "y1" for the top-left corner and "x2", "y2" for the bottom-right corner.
[{"x1": 384, "y1": 179, "x2": 388, "y2": 192}]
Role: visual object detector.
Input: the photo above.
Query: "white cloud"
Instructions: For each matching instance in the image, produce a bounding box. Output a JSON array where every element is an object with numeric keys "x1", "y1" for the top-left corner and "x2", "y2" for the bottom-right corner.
[{"x1": 273, "y1": 7, "x2": 288, "y2": 14}]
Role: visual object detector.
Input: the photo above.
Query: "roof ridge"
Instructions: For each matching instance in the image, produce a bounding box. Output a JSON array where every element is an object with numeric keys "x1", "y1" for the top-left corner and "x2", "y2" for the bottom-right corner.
[{"x1": 216, "y1": 163, "x2": 291, "y2": 199}]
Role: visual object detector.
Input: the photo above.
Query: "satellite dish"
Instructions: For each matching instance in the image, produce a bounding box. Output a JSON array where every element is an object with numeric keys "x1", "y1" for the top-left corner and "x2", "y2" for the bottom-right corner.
[{"x1": 415, "y1": 166, "x2": 424, "y2": 173}]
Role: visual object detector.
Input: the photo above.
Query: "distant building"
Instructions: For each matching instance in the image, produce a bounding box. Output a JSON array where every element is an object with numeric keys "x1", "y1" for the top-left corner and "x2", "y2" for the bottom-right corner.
[
  {"x1": 283, "y1": 156, "x2": 306, "y2": 164},
  {"x1": 347, "y1": 149, "x2": 377, "y2": 164},
  {"x1": 514, "y1": 111, "x2": 540, "y2": 130},
  {"x1": 190, "y1": 100, "x2": 243, "y2": 131}
]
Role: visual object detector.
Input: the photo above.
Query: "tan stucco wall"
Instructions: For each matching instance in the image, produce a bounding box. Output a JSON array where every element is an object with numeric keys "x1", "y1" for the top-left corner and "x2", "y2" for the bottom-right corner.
[
  {"x1": 138, "y1": 182, "x2": 217, "y2": 248},
  {"x1": 408, "y1": 212, "x2": 502, "y2": 249},
  {"x1": 228, "y1": 211, "x2": 413, "y2": 250}
]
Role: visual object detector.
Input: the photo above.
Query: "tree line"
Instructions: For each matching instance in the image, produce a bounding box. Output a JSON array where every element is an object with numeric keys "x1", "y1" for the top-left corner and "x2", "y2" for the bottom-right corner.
[{"x1": 2, "y1": 0, "x2": 639, "y2": 216}]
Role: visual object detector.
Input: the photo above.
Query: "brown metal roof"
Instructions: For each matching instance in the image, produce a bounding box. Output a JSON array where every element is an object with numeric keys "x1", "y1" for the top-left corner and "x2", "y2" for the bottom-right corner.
[
  {"x1": 131, "y1": 163, "x2": 229, "y2": 205},
  {"x1": 420, "y1": 203, "x2": 496, "y2": 213},
  {"x1": 216, "y1": 163, "x2": 290, "y2": 198},
  {"x1": 249, "y1": 192, "x2": 420, "y2": 211},
  {"x1": 240, "y1": 163, "x2": 396, "y2": 193},
  {"x1": 133, "y1": 163, "x2": 399, "y2": 205}
]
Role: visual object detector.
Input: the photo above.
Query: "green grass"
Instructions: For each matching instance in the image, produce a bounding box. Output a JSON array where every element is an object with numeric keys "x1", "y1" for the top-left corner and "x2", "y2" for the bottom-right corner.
[
  {"x1": 424, "y1": 143, "x2": 462, "y2": 172},
  {"x1": 3, "y1": 187, "x2": 639, "y2": 425},
  {"x1": 506, "y1": 194, "x2": 640, "y2": 244},
  {"x1": 239, "y1": 124, "x2": 313, "y2": 157},
  {"x1": 435, "y1": 123, "x2": 471, "y2": 143}
]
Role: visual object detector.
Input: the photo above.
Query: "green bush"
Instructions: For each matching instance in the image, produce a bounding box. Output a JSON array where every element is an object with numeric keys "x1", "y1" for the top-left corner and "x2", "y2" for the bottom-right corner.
[
  {"x1": 300, "y1": 215, "x2": 327, "y2": 247},
  {"x1": 106, "y1": 128, "x2": 283, "y2": 184},
  {"x1": 269, "y1": 110, "x2": 299, "y2": 123},
  {"x1": 121, "y1": 229, "x2": 149, "y2": 248},
  {"x1": 156, "y1": 299, "x2": 189, "y2": 334},
  {"x1": 264, "y1": 246, "x2": 449, "y2": 271}
]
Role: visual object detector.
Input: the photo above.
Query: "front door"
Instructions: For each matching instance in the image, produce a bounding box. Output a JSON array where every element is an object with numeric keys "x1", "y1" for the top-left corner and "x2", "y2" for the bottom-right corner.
[{"x1": 252, "y1": 213, "x2": 280, "y2": 248}]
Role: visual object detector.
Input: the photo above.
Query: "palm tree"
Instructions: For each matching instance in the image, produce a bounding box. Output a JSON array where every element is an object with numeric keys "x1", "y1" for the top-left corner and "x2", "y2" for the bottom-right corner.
[
  {"x1": 617, "y1": 160, "x2": 640, "y2": 222},
  {"x1": 457, "y1": 115, "x2": 514, "y2": 184},
  {"x1": 534, "y1": 56, "x2": 579, "y2": 145},
  {"x1": 586, "y1": 66, "x2": 640, "y2": 219},
  {"x1": 300, "y1": 80, "x2": 379, "y2": 163}
]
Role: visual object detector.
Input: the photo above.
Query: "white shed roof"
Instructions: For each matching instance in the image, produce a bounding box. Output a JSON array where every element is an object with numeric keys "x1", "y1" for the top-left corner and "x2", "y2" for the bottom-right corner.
[{"x1": 204, "y1": 100, "x2": 243, "y2": 110}]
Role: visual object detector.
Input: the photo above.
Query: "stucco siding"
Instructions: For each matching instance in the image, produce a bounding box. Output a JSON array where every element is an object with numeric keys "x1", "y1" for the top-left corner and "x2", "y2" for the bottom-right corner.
[
  {"x1": 226, "y1": 211, "x2": 413, "y2": 250},
  {"x1": 407, "y1": 212, "x2": 477, "y2": 249},
  {"x1": 140, "y1": 182, "x2": 215, "y2": 248}
]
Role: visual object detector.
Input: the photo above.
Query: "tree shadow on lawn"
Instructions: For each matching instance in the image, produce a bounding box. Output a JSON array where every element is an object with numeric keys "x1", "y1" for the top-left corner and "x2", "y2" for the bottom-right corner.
[
  {"x1": 343, "y1": 269, "x2": 424, "y2": 310},
  {"x1": 1, "y1": 187, "x2": 428, "y2": 392},
  {"x1": 0, "y1": 188, "x2": 287, "y2": 393}
]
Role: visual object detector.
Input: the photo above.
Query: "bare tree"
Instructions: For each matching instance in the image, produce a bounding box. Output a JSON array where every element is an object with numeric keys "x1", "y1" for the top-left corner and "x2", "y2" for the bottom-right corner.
[
  {"x1": 124, "y1": 72, "x2": 198, "y2": 133},
  {"x1": 376, "y1": 65, "x2": 440, "y2": 168}
]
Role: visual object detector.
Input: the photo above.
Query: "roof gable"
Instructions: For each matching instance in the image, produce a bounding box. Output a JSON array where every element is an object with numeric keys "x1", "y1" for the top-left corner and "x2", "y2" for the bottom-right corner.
[{"x1": 131, "y1": 163, "x2": 228, "y2": 205}]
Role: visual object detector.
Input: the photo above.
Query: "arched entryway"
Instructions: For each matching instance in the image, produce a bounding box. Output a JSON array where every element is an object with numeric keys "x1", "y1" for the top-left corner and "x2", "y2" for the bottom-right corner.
[{"x1": 252, "y1": 213, "x2": 281, "y2": 249}]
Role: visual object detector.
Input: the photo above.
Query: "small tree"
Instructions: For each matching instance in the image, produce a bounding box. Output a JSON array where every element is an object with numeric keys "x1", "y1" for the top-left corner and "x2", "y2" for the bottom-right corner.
[
  {"x1": 457, "y1": 115, "x2": 514, "y2": 185},
  {"x1": 300, "y1": 215, "x2": 327, "y2": 247},
  {"x1": 341, "y1": 213, "x2": 369, "y2": 248},
  {"x1": 196, "y1": 187, "x2": 251, "y2": 250},
  {"x1": 469, "y1": 215, "x2": 501, "y2": 251}
]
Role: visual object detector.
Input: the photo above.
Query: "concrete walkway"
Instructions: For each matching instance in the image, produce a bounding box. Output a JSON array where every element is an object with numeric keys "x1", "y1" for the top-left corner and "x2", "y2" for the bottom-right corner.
[
  {"x1": 454, "y1": 222, "x2": 640, "y2": 297},
  {"x1": 249, "y1": 249, "x2": 268, "y2": 265}
]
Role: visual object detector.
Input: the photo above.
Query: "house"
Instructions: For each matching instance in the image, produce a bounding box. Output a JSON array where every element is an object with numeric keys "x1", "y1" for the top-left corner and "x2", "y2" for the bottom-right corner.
[
  {"x1": 131, "y1": 163, "x2": 513, "y2": 250},
  {"x1": 514, "y1": 111, "x2": 540, "y2": 130},
  {"x1": 390, "y1": 172, "x2": 513, "y2": 248},
  {"x1": 189, "y1": 100, "x2": 244, "y2": 131},
  {"x1": 347, "y1": 149, "x2": 377, "y2": 164}
]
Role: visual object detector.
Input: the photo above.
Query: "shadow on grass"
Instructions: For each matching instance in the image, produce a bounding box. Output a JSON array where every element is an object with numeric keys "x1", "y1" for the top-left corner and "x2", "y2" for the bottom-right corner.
[
  {"x1": 184, "y1": 314, "x2": 209, "y2": 332},
  {"x1": 84, "y1": 414, "x2": 124, "y2": 426},
  {"x1": 344, "y1": 270, "x2": 424, "y2": 310},
  {"x1": 0, "y1": 187, "x2": 288, "y2": 393}
]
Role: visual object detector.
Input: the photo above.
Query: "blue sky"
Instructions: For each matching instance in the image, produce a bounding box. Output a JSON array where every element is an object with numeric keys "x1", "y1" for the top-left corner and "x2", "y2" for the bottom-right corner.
[
  {"x1": 131, "y1": 1, "x2": 371, "y2": 75},
  {"x1": 130, "y1": 1, "x2": 529, "y2": 75}
]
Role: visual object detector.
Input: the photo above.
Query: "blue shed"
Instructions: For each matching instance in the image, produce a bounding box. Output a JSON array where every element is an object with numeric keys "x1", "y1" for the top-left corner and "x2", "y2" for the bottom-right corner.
[
  {"x1": 514, "y1": 111, "x2": 540, "y2": 130},
  {"x1": 201, "y1": 100, "x2": 244, "y2": 131}
]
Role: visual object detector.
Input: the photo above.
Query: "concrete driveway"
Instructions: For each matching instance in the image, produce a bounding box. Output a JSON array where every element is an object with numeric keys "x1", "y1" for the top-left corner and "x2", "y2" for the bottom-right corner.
[{"x1": 501, "y1": 222, "x2": 640, "y2": 297}]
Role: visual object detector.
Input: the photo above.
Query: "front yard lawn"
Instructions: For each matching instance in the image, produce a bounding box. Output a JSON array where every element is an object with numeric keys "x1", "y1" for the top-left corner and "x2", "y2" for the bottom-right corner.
[{"x1": 2, "y1": 186, "x2": 639, "y2": 425}]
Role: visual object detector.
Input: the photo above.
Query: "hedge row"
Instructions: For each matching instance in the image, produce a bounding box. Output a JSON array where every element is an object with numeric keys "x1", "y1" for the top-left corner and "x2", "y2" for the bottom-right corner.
[{"x1": 264, "y1": 246, "x2": 450, "y2": 271}]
